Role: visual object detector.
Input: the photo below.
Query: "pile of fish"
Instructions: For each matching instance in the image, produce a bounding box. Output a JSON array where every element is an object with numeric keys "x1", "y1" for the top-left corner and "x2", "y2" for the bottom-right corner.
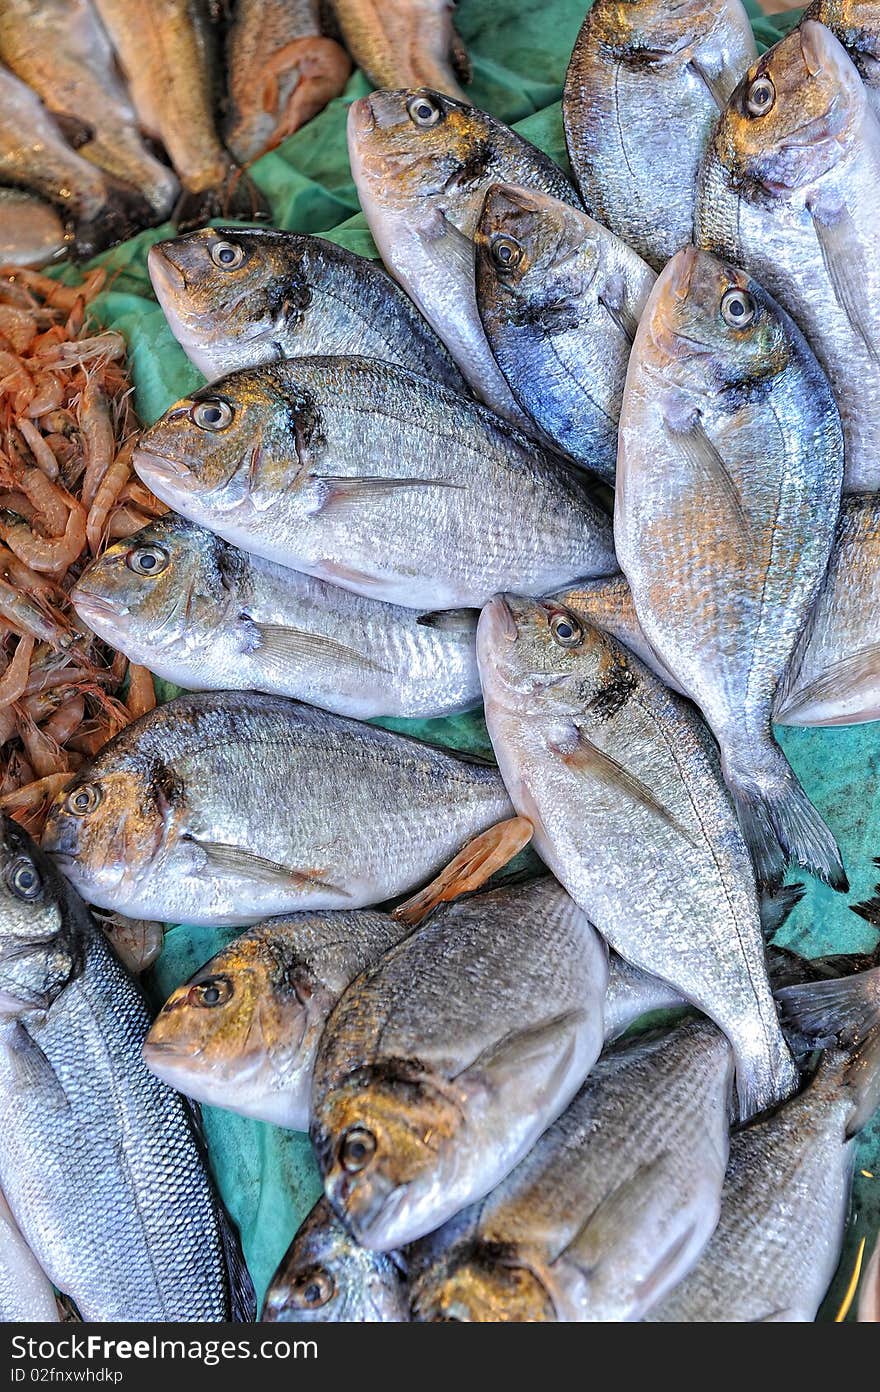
[{"x1": 1, "y1": 0, "x2": 879, "y2": 1324}]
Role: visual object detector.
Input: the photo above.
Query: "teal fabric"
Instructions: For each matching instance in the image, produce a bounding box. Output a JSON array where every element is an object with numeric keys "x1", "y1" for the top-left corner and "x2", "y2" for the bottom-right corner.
[{"x1": 51, "y1": 1, "x2": 878, "y2": 1317}]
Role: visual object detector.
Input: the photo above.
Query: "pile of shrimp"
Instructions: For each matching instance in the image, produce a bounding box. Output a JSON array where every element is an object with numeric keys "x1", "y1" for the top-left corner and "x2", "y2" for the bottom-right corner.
[{"x1": 0, "y1": 264, "x2": 168, "y2": 838}]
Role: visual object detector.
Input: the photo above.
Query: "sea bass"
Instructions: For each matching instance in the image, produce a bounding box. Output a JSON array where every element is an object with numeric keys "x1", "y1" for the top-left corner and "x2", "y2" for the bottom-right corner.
[
  {"x1": 0, "y1": 1189, "x2": 59, "y2": 1322},
  {"x1": 311, "y1": 877, "x2": 609, "y2": 1250},
  {"x1": 40, "y1": 691, "x2": 513, "y2": 926},
  {"x1": 147, "y1": 227, "x2": 466, "y2": 390},
  {"x1": 72, "y1": 516, "x2": 482, "y2": 720},
  {"x1": 263, "y1": 1198, "x2": 410, "y2": 1322},
  {"x1": 410, "y1": 1018, "x2": 732, "y2": 1322},
  {"x1": 696, "y1": 20, "x2": 880, "y2": 492},
  {"x1": 475, "y1": 184, "x2": 655, "y2": 482},
  {"x1": 133, "y1": 357, "x2": 616, "y2": 611},
  {"x1": 563, "y1": 0, "x2": 757, "y2": 269},
  {"x1": 224, "y1": 0, "x2": 350, "y2": 163},
  {"x1": 805, "y1": 1, "x2": 880, "y2": 118},
  {"x1": 0, "y1": 188, "x2": 68, "y2": 268},
  {"x1": 347, "y1": 88, "x2": 580, "y2": 422},
  {"x1": 0, "y1": 0, "x2": 179, "y2": 220},
  {"x1": 0, "y1": 816, "x2": 254, "y2": 1321},
  {"x1": 616, "y1": 246, "x2": 845, "y2": 890},
  {"x1": 477, "y1": 595, "x2": 799, "y2": 1120},
  {"x1": 330, "y1": 0, "x2": 470, "y2": 99}
]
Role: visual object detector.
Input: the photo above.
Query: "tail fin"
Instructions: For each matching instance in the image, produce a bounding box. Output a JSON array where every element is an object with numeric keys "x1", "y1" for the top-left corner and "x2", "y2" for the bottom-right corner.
[
  {"x1": 725, "y1": 743, "x2": 847, "y2": 892},
  {"x1": 852, "y1": 858, "x2": 880, "y2": 928},
  {"x1": 776, "y1": 966, "x2": 880, "y2": 1135},
  {"x1": 174, "y1": 165, "x2": 270, "y2": 232},
  {"x1": 759, "y1": 882, "x2": 805, "y2": 939}
]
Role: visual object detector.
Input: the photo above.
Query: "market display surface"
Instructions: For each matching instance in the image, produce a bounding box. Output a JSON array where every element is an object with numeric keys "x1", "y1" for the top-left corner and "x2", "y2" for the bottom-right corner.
[{"x1": 0, "y1": 0, "x2": 879, "y2": 1323}]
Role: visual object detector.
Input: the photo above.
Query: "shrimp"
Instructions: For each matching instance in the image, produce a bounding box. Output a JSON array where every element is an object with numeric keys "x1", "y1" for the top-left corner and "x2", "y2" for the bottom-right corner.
[
  {"x1": 41, "y1": 693, "x2": 84, "y2": 747},
  {"x1": 126, "y1": 664, "x2": 156, "y2": 719},
  {"x1": 0, "y1": 576, "x2": 69, "y2": 646},
  {"x1": 16, "y1": 707, "x2": 68, "y2": 778},
  {"x1": 86, "y1": 444, "x2": 132, "y2": 554},
  {"x1": 25, "y1": 374, "x2": 65, "y2": 419},
  {"x1": 0, "y1": 504, "x2": 86, "y2": 574},
  {"x1": 106, "y1": 505, "x2": 153, "y2": 540},
  {"x1": 16, "y1": 420, "x2": 60, "y2": 482},
  {"x1": 0, "y1": 770, "x2": 73, "y2": 811},
  {"x1": 0, "y1": 636, "x2": 34, "y2": 708},
  {"x1": 79, "y1": 378, "x2": 115, "y2": 508}
]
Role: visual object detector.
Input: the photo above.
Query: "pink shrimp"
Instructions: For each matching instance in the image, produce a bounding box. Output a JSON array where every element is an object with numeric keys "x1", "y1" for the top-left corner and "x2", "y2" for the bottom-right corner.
[
  {"x1": 16, "y1": 420, "x2": 60, "y2": 481},
  {"x1": 86, "y1": 444, "x2": 132, "y2": 554},
  {"x1": 0, "y1": 636, "x2": 34, "y2": 708},
  {"x1": 106, "y1": 505, "x2": 153, "y2": 540},
  {"x1": 127, "y1": 664, "x2": 156, "y2": 719},
  {"x1": 41, "y1": 693, "x2": 84, "y2": 746},
  {"x1": 0, "y1": 503, "x2": 86, "y2": 574},
  {"x1": 16, "y1": 707, "x2": 68, "y2": 778},
  {"x1": 79, "y1": 377, "x2": 115, "y2": 508},
  {"x1": 25, "y1": 373, "x2": 65, "y2": 419},
  {"x1": 0, "y1": 770, "x2": 73, "y2": 811}
]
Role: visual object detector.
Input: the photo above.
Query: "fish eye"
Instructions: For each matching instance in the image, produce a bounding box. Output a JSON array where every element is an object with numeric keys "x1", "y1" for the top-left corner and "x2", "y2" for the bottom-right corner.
[
  {"x1": 209, "y1": 240, "x2": 245, "y2": 270},
  {"x1": 291, "y1": 1269, "x2": 335, "y2": 1309},
  {"x1": 126, "y1": 544, "x2": 169, "y2": 577},
  {"x1": 549, "y1": 611, "x2": 583, "y2": 648},
  {"x1": 191, "y1": 398, "x2": 234, "y2": 431},
  {"x1": 190, "y1": 976, "x2": 233, "y2": 1008},
  {"x1": 339, "y1": 1125, "x2": 376, "y2": 1173},
  {"x1": 406, "y1": 94, "x2": 441, "y2": 127},
  {"x1": 490, "y1": 234, "x2": 523, "y2": 272},
  {"x1": 720, "y1": 287, "x2": 757, "y2": 329},
  {"x1": 66, "y1": 783, "x2": 102, "y2": 817},
  {"x1": 6, "y1": 856, "x2": 42, "y2": 902},
  {"x1": 745, "y1": 75, "x2": 775, "y2": 117}
]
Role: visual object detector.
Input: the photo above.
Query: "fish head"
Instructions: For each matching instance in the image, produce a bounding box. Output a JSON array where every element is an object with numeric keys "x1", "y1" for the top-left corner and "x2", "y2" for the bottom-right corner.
[
  {"x1": 348, "y1": 88, "x2": 497, "y2": 226},
  {"x1": 263, "y1": 1199, "x2": 410, "y2": 1323},
  {"x1": 0, "y1": 815, "x2": 85, "y2": 1014},
  {"x1": 314, "y1": 1064, "x2": 463, "y2": 1249},
  {"x1": 412, "y1": 1242, "x2": 556, "y2": 1322},
  {"x1": 713, "y1": 21, "x2": 865, "y2": 195},
  {"x1": 588, "y1": 0, "x2": 742, "y2": 64},
  {"x1": 148, "y1": 229, "x2": 315, "y2": 376},
  {"x1": 72, "y1": 516, "x2": 237, "y2": 657}
]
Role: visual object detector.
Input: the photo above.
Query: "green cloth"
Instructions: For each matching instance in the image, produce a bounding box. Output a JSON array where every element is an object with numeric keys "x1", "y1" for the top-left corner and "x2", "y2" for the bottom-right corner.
[{"x1": 57, "y1": 0, "x2": 878, "y2": 1318}]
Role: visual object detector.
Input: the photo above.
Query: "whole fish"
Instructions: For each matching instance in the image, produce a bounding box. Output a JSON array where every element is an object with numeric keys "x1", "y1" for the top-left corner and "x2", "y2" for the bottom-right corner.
[
  {"x1": 805, "y1": 1, "x2": 880, "y2": 117},
  {"x1": 133, "y1": 357, "x2": 617, "y2": 611},
  {"x1": 0, "y1": 188, "x2": 69, "y2": 268},
  {"x1": 562, "y1": 0, "x2": 757, "y2": 269},
  {"x1": 147, "y1": 227, "x2": 467, "y2": 390},
  {"x1": 72, "y1": 516, "x2": 482, "y2": 720},
  {"x1": 311, "y1": 877, "x2": 609, "y2": 1250},
  {"x1": 616, "y1": 246, "x2": 845, "y2": 890},
  {"x1": 411, "y1": 1018, "x2": 732, "y2": 1322},
  {"x1": 696, "y1": 20, "x2": 880, "y2": 492},
  {"x1": 330, "y1": 0, "x2": 470, "y2": 99},
  {"x1": 0, "y1": 816, "x2": 254, "y2": 1320},
  {"x1": 40, "y1": 691, "x2": 513, "y2": 926},
  {"x1": 347, "y1": 87, "x2": 580, "y2": 422},
  {"x1": 0, "y1": 0, "x2": 179, "y2": 220},
  {"x1": 224, "y1": 0, "x2": 351, "y2": 163},
  {"x1": 0, "y1": 1189, "x2": 59, "y2": 1322},
  {"x1": 263, "y1": 1198, "x2": 410, "y2": 1322},
  {"x1": 0, "y1": 63, "x2": 147, "y2": 257},
  {"x1": 475, "y1": 184, "x2": 656, "y2": 482},
  {"x1": 477, "y1": 595, "x2": 799, "y2": 1120}
]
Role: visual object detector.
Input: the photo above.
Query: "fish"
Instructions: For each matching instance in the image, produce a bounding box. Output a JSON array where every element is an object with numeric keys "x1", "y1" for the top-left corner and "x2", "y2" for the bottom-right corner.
[
  {"x1": 311, "y1": 877, "x2": 609, "y2": 1250},
  {"x1": 132, "y1": 356, "x2": 617, "y2": 611},
  {"x1": 0, "y1": 0, "x2": 179, "y2": 220},
  {"x1": 40, "y1": 690, "x2": 513, "y2": 926},
  {"x1": 96, "y1": 912, "x2": 164, "y2": 975},
  {"x1": 553, "y1": 576, "x2": 687, "y2": 696},
  {"x1": 474, "y1": 184, "x2": 655, "y2": 481},
  {"x1": 410, "y1": 1018, "x2": 733, "y2": 1322},
  {"x1": 615, "y1": 246, "x2": 846, "y2": 891},
  {"x1": 0, "y1": 62, "x2": 147, "y2": 257},
  {"x1": 147, "y1": 226, "x2": 467, "y2": 390},
  {"x1": 651, "y1": 966, "x2": 880, "y2": 1321},
  {"x1": 224, "y1": 0, "x2": 351, "y2": 163},
  {"x1": 477, "y1": 595, "x2": 799, "y2": 1121},
  {"x1": 347, "y1": 87, "x2": 580, "y2": 422},
  {"x1": 696, "y1": 19, "x2": 880, "y2": 492},
  {"x1": 263, "y1": 1198, "x2": 410, "y2": 1322},
  {"x1": 805, "y1": 1, "x2": 880, "y2": 117},
  {"x1": 562, "y1": 0, "x2": 757, "y2": 270},
  {"x1": 0, "y1": 188, "x2": 69, "y2": 268},
  {"x1": 329, "y1": 0, "x2": 470, "y2": 99},
  {"x1": 0, "y1": 815, "x2": 254, "y2": 1320},
  {"x1": 0, "y1": 1188, "x2": 59, "y2": 1322},
  {"x1": 90, "y1": 0, "x2": 262, "y2": 225},
  {"x1": 72, "y1": 516, "x2": 482, "y2": 720}
]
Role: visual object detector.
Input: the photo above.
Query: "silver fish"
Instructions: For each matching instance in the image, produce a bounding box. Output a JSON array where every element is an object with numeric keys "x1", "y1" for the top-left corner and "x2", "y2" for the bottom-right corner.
[
  {"x1": 0, "y1": 815, "x2": 254, "y2": 1320},
  {"x1": 133, "y1": 357, "x2": 616, "y2": 611},
  {"x1": 0, "y1": 1188, "x2": 59, "y2": 1322},
  {"x1": 0, "y1": 188, "x2": 69, "y2": 268},
  {"x1": 263, "y1": 1198, "x2": 410, "y2": 1323},
  {"x1": 477, "y1": 595, "x2": 799, "y2": 1120},
  {"x1": 347, "y1": 87, "x2": 580, "y2": 422},
  {"x1": 696, "y1": 20, "x2": 880, "y2": 492},
  {"x1": 40, "y1": 691, "x2": 513, "y2": 926},
  {"x1": 329, "y1": 0, "x2": 470, "y2": 99},
  {"x1": 616, "y1": 245, "x2": 845, "y2": 890},
  {"x1": 72, "y1": 516, "x2": 482, "y2": 720},
  {"x1": 410, "y1": 1018, "x2": 733, "y2": 1322},
  {"x1": 562, "y1": 0, "x2": 757, "y2": 269},
  {"x1": 311, "y1": 877, "x2": 609, "y2": 1250}
]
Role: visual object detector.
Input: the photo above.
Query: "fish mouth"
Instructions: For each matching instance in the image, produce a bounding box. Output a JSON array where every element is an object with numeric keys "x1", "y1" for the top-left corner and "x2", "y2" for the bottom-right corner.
[
  {"x1": 483, "y1": 594, "x2": 520, "y2": 644},
  {"x1": 148, "y1": 243, "x2": 187, "y2": 294},
  {"x1": 143, "y1": 1038, "x2": 203, "y2": 1066},
  {"x1": 70, "y1": 586, "x2": 128, "y2": 626},
  {"x1": 133, "y1": 445, "x2": 193, "y2": 485},
  {"x1": 348, "y1": 96, "x2": 377, "y2": 139}
]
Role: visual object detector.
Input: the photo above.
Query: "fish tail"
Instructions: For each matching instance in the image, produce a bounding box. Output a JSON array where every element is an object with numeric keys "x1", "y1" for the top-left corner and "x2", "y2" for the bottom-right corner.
[
  {"x1": 174, "y1": 165, "x2": 269, "y2": 233},
  {"x1": 731, "y1": 1026, "x2": 799, "y2": 1123},
  {"x1": 758, "y1": 881, "x2": 805, "y2": 939},
  {"x1": 776, "y1": 967, "x2": 880, "y2": 1136},
  {"x1": 725, "y1": 744, "x2": 847, "y2": 892}
]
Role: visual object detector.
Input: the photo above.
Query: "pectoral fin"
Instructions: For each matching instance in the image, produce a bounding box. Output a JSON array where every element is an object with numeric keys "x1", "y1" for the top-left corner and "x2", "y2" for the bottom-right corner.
[
  {"x1": 189, "y1": 838, "x2": 346, "y2": 896},
  {"x1": 552, "y1": 726, "x2": 699, "y2": 847},
  {"x1": 776, "y1": 645, "x2": 880, "y2": 724},
  {"x1": 242, "y1": 618, "x2": 391, "y2": 681},
  {"x1": 455, "y1": 1008, "x2": 586, "y2": 1107},
  {"x1": 669, "y1": 416, "x2": 750, "y2": 536},
  {"x1": 392, "y1": 816, "x2": 533, "y2": 926},
  {"x1": 812, "y1": 207, "x2": 880, "y2": 365},
  {"x1": 416, "y1": 608, "x2": 479, "y2": 634},
  {"x1": 314, "y1": 475, "x2": 464, "y2": 515},
  {"x1": 9, "y1": 1023, "x2": 68, "y2": 1110}
]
